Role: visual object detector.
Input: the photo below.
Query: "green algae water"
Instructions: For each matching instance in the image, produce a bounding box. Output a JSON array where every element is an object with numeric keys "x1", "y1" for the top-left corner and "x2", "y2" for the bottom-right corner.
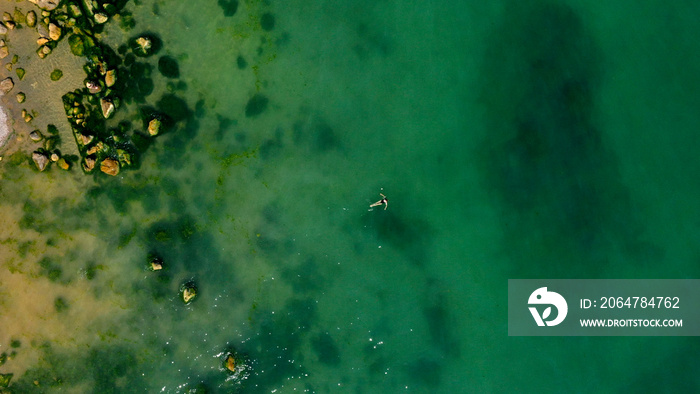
[{"x1": 2, "y1": 0, "x2": 700, "y2": 392}]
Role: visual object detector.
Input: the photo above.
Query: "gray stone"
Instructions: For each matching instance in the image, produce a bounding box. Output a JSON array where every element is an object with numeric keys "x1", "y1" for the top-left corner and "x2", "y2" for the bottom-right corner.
[
  {"x1": 36, "y1": 22, "x2": 48, "y2": 38},
  {"x1": 0, "y1": 23, "x2": 7, "y2": 35},
  {"x1": 29, "y1": 130, "x2": 43, "y2": 142},
  {"x1": 27, "y1": 0, "x2": 59, "y2": 11},
  {"x1": 0, "y1": 77, "x2": 13, "y2": 94},
  {"x1": 32, "y1": 151, "x2": 49, "y2": 171}
]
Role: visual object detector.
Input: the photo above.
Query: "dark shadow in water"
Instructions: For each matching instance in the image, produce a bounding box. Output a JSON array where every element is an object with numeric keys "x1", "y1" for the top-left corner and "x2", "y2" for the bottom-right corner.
[
  {"x1": 626, "y1": 341, "x2": 700, "y2": 392},
  {"x1": 421, "y1": 278, "x2": 460, "y2": 359},
  {"x1": 239, "y1": 297, "x2": 318, "y2": 393},
  {"x1": 280, "y1": 257, "x2": 324, "y2": 294},
  {"x1": 218, "y1": 0, "x2": 238, "y2": 17},
  {"x1": 311, "y1": 332, "x2": 341, "y2": 366},
  {"x1": 292, "y1": 116, "x2": 342, "y2": 153},
  {"x1": 10, "y1": 344, "x2": 144, "y2": 393},
  {"x1": 158, "y1": 56, "x2": 180, "y2": 79},
  {"x1": 406, "y1": 357, "x2": 442, "y2": 387},
  {"x1": 476, "y1": 2, "x2": 659, "y2": 277},
  {"x1": 360, "y1": 209, "x2": 431, "y2": 267}
]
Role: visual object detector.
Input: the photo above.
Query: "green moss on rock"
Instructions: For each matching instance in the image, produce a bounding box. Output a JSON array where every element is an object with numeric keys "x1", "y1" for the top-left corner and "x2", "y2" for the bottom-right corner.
[{"x1": 50, "y1": 69, "x2": 63, "y2": 81}]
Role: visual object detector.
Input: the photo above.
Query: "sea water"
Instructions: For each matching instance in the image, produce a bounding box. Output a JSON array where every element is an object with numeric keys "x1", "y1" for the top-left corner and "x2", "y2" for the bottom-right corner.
[{"x1": 1, "y1": 0, "x2": 700, "y2": 392}]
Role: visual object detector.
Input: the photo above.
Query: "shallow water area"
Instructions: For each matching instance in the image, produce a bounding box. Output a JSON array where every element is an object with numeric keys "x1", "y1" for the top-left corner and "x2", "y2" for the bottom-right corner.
[{"x1": 2, "y1": 0, "x2": 700, "y2": 392}]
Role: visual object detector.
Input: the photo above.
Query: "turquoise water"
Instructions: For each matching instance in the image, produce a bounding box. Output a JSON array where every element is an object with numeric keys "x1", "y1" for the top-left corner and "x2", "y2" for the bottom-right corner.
[{"x1": 2, "y1": 0, "x2": 700, "y2": 392}]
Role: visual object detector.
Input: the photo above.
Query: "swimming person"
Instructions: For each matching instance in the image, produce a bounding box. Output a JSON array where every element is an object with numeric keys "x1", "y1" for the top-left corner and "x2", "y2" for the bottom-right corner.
[{"x1": 370, "y1": 193, "x2": 388, "y2": 210}]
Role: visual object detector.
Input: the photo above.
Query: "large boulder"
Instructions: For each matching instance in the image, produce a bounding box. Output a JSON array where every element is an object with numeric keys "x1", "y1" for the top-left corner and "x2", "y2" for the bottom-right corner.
[
  {"x1": 32, "y1": 151, "x2": 49, "y2": 171},
  {"x1": 147, "y1": 118, "x2": 161, "y2": 136},
  {"x1": 101, "y1": 98, "x2": 115, "y2": 118},
  {"x1": 48, "y1": 23, "x2": 61, "y2": 41},
  {"x1": 105, "y1": 69, "x2": 116, "y2": 87},
  {"x1": 0, "y1": 77, "x2": 13, "y2": 94},
  {"x1": 27, "y1": 0, "x2": 59, "y2": 11},
  {"x1": 83, "y1": 156, "x2": 96, "y2": 172},
  {"x1": 100, "y1": 158, "x2": 120, "y2": 176},
  {"x1": 180, "y1": 282, "x2": 197, "y2": 304}
]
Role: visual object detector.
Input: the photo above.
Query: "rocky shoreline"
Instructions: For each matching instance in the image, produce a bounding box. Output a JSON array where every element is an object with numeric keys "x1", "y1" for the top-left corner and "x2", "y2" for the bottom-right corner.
[{"x1": 0, "y1": 0, "x2": 178, "y2": 176}]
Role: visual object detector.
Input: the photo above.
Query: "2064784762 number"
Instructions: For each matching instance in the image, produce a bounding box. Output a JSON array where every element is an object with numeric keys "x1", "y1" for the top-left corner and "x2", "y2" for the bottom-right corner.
[{"x1": 599, "y1": 296, "x2": 679, "y2": 308}]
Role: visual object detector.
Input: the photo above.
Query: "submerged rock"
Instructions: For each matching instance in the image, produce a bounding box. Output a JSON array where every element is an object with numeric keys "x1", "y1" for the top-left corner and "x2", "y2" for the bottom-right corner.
[
  {"x1": 245, "y1": 93, "x2": 268, "y2": 117},
  {"x1": 26, "y1": 11, "x2": 37, "y2": 27},
  {"x1": 0, "y1": 46, "x2": 7, "y2": 59},
  {"x1": 32, "y1": 151, "x2": 49, "y2": 171},
  {"x1": 100, "y1": 158, "x2": 120, "y2": 176},
  {"x1": 0, "y1": 373, "x2": 12, "y2": 388},
  {"x1": 0, "y1": 77, "x2": 13, "y2": 94},
  {"x1": 57, "y1": 157, "x2": 70, "y2": 170}
]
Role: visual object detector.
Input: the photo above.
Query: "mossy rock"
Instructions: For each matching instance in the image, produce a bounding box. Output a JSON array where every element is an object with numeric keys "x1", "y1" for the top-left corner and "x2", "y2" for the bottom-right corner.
[
  {"x1": 68, "y1": 34, "x2": 85, "y2": 56},
  {"x1": 179, "y1": 281, "x2": 197, "y2": 304},
  {"x1": 0, "y1": 373, "x2": 12, "y2": 388},
  {"x1": 15, "y1": 68, "x2": 25, "y2": 80},
  {"x1": 147, "y1": 252, "x2": 164, "y2": 271},
  {"x1": 50, "y1": 69, "x2": 63, "y2": 81}
]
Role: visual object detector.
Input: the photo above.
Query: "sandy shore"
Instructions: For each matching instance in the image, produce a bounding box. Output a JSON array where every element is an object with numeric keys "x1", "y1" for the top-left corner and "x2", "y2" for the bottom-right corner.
[{"x1": 0, "y1": 1, "x2": 87, "y2": 162}]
